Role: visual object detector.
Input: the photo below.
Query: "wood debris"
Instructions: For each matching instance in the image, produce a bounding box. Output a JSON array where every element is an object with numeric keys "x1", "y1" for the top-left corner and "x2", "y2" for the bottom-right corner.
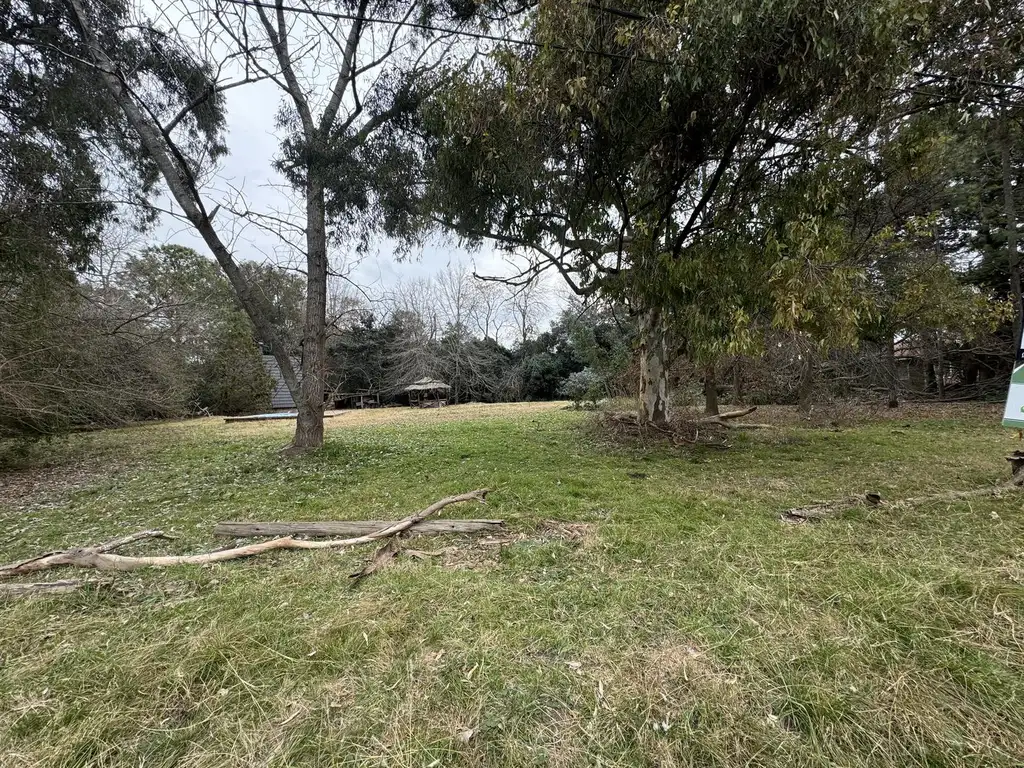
[
  {"x1": 780, "y1": 483, "x2": 1022, "y2": 524},
  {"x1": 214, "y1": 518, "x2": 503, "y2": 538},
  {"x1": 0, "y1": 490, "x2": 490, "y2": 594}
]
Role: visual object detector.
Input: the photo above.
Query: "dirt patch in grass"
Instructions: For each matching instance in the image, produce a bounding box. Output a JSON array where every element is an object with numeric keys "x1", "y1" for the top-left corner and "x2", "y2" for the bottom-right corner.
[
  {"x1": 403, "y1": 521, "x2": 600, "y2": 572},
  {"x1": 0, "y1": 460, "x2": 128, "y2": 517}
]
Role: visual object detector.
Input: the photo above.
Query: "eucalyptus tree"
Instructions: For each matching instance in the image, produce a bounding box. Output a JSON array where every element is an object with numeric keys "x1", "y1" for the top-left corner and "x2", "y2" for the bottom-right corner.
[
  {"x1": 418, "y1": 0, "x2": 925, "y2": 425},
  {"x1": 825, "y1": 0, "x2": 1024, "y2": 397},
  {"x1": 898, "y1": 0, "x2": 1024, "y2": 350},
  {"x1": 1, "y1": 0, "x2": 222, "y2": 278},
  {"x1": 61, "y1": 0, "x2": 481, "y2": 449},
  {"x1": 2, "y1": 0, "x2": 231, "y2": 435},
  {"x1": 829, "y1": 111, "x2": 1004, "y2": 404}
]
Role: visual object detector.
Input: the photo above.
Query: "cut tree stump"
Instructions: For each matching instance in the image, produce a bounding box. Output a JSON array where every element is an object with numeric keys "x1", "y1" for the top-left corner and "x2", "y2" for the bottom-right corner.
[
  {"x1": 1007, "y1": 451, "x2": 1024, "y2": 486},
  {"x1": 214, "y1": 519, "x2": 504, "y2": 538}
]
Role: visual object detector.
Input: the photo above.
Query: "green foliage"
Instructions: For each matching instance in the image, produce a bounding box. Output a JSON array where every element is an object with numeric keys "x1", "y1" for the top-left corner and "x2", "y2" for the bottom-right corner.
[
  {"x1": 324, "y1": 297, "x2": 634, "y2": 405},
  {"x1": 417, "y1": 0, "x2": 938, "y2": 397},
  {"x1": 516, "y1": 322, "x2": 586, "y2": 400},
  {"x1": 239, "y1": 262, "x2": 306, "y2": 351},
  {"x1": 194, "y1": 312, "x2": 273, "y2": 417},
  {"x1": 120, "y1": 245, "x2": 274, "y2": 415},
  {"x1": 767, "y1": 210, "x2": 870, "y2": 350},
  {"x1": 328, "y1": 313, "x2": 402, "y2": 397},
  {"x1": 0, "y1": 244, "x2": 276, "y2": 434},
  {"x1": 0, "y1": 0, "x2": 226, "y2": 278},
  {"x1": 564, "y1": 302, "x2": 636, "y2": 391},
  {"x1": 0, "y1": 1, "x2": 239, "y2": 433},
  {"x1": 835, "y1": 99, "x2": 1020, "y2": 391},
  {"x1": 558, "y1": 367, "x2": 604, "y2": 408}
]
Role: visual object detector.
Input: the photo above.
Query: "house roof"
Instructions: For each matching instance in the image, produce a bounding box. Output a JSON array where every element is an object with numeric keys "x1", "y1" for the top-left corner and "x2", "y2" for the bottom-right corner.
[
  {"x1": 261, "y1": 354, "x2": 297, "y2": 409},
  {"x1": 404, "y1": 378, "x2": 451, "y2": 392}
]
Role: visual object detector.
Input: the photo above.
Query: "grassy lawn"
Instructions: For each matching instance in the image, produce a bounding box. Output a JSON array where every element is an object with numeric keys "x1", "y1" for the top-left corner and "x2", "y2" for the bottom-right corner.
[{"x1": 1, "y1": 402, "x2": 1023, "y2": 767}]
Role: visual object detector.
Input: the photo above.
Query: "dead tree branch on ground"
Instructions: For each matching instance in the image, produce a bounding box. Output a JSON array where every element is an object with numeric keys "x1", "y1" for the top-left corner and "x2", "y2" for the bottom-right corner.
[
  {"x1": 780, "y1": 484, "x2": 1021, "y2": 523},
  {"x1": 214, "y1": 518, "x2": 503, "y2": 537},
  {"x1": 0, "y1": 490, "x2": 489, "y2": 580},
  {"x1": 696, "y1": 406, "x2": 773, "y2": 429}
]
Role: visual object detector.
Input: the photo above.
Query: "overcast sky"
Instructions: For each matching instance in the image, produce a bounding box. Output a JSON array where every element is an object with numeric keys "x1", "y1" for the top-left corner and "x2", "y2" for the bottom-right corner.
[
  {"x1": 154, "y1": 81, "x2": 519, "y2": 285},
  {"x1": 141, "y1": 1, "x2": 566, "y2": 326}
]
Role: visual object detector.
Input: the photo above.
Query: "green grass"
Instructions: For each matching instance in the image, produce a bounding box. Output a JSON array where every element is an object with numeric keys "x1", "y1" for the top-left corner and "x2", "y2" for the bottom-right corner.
[{"x1": 1, "y1": 402, "x2": 1023, "y2": 767}]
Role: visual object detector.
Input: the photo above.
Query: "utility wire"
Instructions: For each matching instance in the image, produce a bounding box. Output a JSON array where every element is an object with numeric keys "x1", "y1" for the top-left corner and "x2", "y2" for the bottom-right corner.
[
  {"x1": 215, "y1": 0, "x2": 667, "y2": 65},
  {"x1": 211, "y1": 0, "x2": 1024, "y2": 105}
]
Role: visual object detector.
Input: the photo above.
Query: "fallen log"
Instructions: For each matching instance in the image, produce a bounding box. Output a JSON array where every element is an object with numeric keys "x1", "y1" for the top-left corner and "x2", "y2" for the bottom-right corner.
[
  {"x1": 0, "y1": 580, "x2": 93, "y2": 598},
  {"x1": 780, "y1": 492, "x2": 882, "y2": 522},
  {"x1": 223, "y1": 413, "x2": 339, "y2": 423},
  {"x1": 0, "y1": 490, "x2": 490, "y2": 578},
  {"x1": 697, "y1": 406, "x2": 773, "y2": 429},
  {"x1": 214, "y1": 518, "x2": 504, "y2": 538},
  {"x1": 701, "y1": 406, "x2": 758, "y2": 422}
]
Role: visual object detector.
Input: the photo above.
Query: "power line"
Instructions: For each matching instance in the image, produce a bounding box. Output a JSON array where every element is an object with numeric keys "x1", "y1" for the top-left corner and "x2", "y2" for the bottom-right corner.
[{"x1": 215, "y1": 0, "x2": 666, "y2": 65}]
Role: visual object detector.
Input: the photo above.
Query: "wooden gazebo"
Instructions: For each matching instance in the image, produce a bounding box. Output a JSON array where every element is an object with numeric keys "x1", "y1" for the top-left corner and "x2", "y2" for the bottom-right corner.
[
  {"x1": 333, "y1": 390, "x2": 380, "y2": 409},
  {"x1": 404, "y1": 378, "x2": 451, "y2": 407}
]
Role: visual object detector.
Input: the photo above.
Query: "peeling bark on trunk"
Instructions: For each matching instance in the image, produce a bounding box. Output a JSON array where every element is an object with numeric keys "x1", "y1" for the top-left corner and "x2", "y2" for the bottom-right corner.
[
  {"x1": 703, "y1": 364, "x2": 719, "y2": 416},
  {"x1": 638, "y1": 309, "x2": 670, "y2": 426}
]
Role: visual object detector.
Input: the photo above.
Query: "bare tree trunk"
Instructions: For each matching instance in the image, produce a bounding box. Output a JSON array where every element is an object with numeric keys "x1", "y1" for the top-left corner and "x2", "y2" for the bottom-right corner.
[
  {"x1": 1003, "y1": 113, "x2": 1022, "y2": 354},
  {"x1": 732, "y1": 357, "x2": 744, "y2": 403},
  {"x1": 703, "y1": 363, "x2": 719, "y2": 416},
  {"x1": 936, "y1": 334, "x2": 946, "y2": 400},
  {"x1": 65, "y1": 0, "x2": 301, "y2": 402},
  {"x1": 638, "y1": 308, "x2": 670, "y2": 426},
  {"x1": 885, "y1": 335, "x2": 899, "y2": 408},
  {"x1": 294, "y1": 177, "x2": 329, "y2": 450},
  {"x1": 798, "y1": 347, "x2": 815, "y2": 414}
]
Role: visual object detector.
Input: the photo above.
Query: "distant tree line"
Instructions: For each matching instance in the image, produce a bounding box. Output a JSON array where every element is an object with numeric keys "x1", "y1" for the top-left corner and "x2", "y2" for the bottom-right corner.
[
  {"x1": 0, "y1": 244, "x2": 285, "y2": 437},
  {"x1": 0, "y1": 243, "x2": 639, "y2": 436},
  {"x1": 326, "y1": 265, "x2": 636, "y2": 406}
]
